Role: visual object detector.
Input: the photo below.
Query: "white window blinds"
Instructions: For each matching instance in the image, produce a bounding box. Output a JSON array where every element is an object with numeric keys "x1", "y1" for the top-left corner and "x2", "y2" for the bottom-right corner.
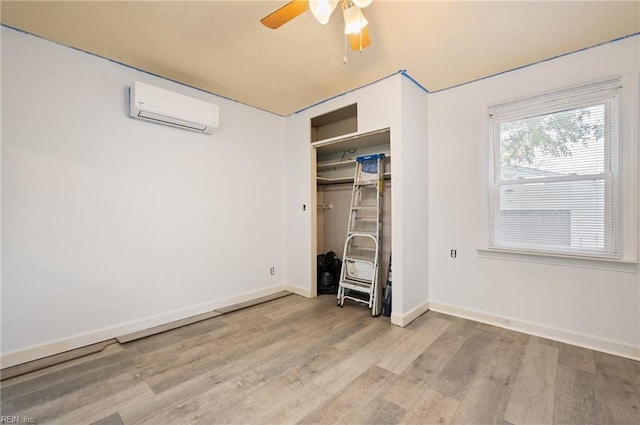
[{"x1": 488, "y1": 78, "x2": 622, "y2": 258}]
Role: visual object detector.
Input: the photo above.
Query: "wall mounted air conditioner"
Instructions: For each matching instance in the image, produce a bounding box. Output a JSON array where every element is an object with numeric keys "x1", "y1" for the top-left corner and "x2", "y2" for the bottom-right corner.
[{"x1": 130, "y1": 81, "x2": 219, "y2": 134}]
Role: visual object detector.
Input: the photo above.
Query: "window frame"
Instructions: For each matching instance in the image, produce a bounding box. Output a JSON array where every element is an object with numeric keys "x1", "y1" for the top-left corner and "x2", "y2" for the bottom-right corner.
[{"x1": 487, "y1": 77, "x2": 623, "y2": 260}]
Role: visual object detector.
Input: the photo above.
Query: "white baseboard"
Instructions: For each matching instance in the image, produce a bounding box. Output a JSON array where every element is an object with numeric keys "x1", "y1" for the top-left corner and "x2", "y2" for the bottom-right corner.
[
  {"x1": 283, "y1": 284, "x2": 313, "y2": 298},
  {"x1": 390, "y1": 300, "x2": 430, "y2": 327},
  {"x1": 429, "y1": 300, "x2": 640, "y2": 361},
  {"x1": 1, "y1": 284, "x2": 293, "y2": 369}
]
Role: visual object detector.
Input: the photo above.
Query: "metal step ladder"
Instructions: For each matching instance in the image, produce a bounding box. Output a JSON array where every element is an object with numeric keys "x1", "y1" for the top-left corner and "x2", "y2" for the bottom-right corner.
[{"x1": 337, "y1": 153, "x2": 384, "y2": 316}]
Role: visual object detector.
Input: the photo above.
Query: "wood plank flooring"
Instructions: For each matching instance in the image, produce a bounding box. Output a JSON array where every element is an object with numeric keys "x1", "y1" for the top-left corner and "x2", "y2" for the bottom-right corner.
[{"x1": 1, "y1": 294, "x2": 639, "y2": 425}]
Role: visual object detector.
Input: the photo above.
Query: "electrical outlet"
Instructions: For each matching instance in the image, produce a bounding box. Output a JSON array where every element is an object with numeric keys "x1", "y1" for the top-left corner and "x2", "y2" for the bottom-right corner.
[
  {"x1": 450, "y1": 249, "x2": 457, "y2": 258},
  {"x1": 270, "y1": 267, "x2": 275, "y2": 275}
]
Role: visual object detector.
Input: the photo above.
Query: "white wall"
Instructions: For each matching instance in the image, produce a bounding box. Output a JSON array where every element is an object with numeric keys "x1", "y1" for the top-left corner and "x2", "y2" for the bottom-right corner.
[
  {"x1": 395, "y1": 76, "x2": 429, "y2": 322},
  {"x1": 428, "y1": 36, "x2": 640, "y2": 359},
  {"x1": 1, "y1": 28, "x2": 287, "y2": 366}
]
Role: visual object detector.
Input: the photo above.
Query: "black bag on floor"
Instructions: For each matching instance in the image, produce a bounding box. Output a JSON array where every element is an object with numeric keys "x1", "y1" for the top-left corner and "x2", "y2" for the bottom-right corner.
[{"x1": 317, "y1": 251, "x2": 340, "y2": 294}]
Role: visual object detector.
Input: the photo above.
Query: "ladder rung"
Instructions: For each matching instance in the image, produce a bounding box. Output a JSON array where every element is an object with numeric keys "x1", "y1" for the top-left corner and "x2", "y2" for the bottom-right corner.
[
  {"x1": 350, "y1": 217, "x2": 377, "y2": 222},
  {"x1": 343, "y1": 269, "x2": 375, "y2": 280},
  {"x1": 345, "y1": 252, "x2": 376, "y2": 259},
  {"x1": 351, "y1": 206, "x2": 377, "y2": 210},
  {"x1": 348, "y1": 230, "x2": 378, "y2": 236},
  {"x1": 343, "y1": 295, "x2": 371, "y2": 305},
  {"x1": 345, "y1": 250, "x2": 376, "y2": 257},
  {"x1": 346, "y1": 237, "x2": 377, "y2": 244},
  {"x1": 340, "y1": 280, "x2": 373, "y2": 292},
  {"x1": 344, "y1": 249, "x2": 377, "y2": 257}
]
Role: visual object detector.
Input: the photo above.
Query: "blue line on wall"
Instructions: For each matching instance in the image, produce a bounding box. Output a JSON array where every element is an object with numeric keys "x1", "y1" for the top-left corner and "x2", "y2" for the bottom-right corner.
[
  {"x1": 1, "y1": 23, "x2": 284, "y2": 117},
  {"x1": 429, "y1": 32, "x2": 640, "y2": 94},
  {"x1": 3, "y1": 23, "x2": 638, "y2": 114}
]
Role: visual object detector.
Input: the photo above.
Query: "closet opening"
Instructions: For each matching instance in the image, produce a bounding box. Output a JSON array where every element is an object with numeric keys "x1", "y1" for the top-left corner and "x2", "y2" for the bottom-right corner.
[{"x1": 312, "y1": 128, "x2": 392, "y2": 309}]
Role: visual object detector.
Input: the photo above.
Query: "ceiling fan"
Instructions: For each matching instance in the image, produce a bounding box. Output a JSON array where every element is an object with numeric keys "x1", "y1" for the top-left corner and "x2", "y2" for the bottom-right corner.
[{"x1": 261, "y1": 0, "x2": 372, "y2": 52}]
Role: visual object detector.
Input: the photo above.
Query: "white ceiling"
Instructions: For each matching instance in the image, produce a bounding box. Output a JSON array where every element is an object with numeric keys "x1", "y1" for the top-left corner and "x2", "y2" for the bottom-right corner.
[{"x1": 2, "y1": 1, "x2": 638, "y2": 115}]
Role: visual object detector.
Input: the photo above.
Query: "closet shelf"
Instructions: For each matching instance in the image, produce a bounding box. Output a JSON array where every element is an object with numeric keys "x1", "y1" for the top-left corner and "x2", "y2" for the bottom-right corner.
[
  {"x1": 317, "y1": 159, "x2": 357, "y2": 170},
  {"x1": 317, "y1": 173, "x2": 392, "y2": 186}
]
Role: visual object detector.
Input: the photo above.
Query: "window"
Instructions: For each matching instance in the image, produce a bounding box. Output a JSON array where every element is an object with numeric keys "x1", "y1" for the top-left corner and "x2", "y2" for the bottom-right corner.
[{"x1": 488, "y1": 78, "x2": 622, "y2": 259}]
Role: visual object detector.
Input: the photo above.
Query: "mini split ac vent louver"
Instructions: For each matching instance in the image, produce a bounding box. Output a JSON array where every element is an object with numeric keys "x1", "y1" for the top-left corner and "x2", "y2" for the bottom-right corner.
[{"x1": 129, "y1": 81, "x2": 219, "y2": 134}]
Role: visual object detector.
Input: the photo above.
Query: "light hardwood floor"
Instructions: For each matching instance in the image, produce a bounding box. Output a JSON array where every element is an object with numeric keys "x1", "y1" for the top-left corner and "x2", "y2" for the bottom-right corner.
[{"x1": 1, "y1": 294, "x2": 639, "y2": 425}]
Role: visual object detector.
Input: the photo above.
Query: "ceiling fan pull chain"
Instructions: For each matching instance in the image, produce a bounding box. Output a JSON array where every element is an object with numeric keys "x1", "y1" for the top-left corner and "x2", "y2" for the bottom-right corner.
[
  {"x1": 344, "y1": 34, "x2": 349, "y2": 64},
  {"x1": 359, "y1": 14, "x2": 363, "y2": 52}
]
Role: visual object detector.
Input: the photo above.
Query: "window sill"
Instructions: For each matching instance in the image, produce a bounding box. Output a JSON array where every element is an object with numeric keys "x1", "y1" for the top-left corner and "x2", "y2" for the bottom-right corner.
[{"x1": 476, "y1": 247, "x2": 638, "y2": 273}]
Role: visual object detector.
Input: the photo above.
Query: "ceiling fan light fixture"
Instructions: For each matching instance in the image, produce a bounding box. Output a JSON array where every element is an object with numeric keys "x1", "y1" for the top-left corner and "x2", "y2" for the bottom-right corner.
[
  {"x1": 343, "y1": 2, "x2": 368, "y2": 34},
  {"x1": 309, "y1": 0, "x2": 339, "y2": 25},
  {"x1": 352, "y1": 0, "x2": 373, "y2": 8}
]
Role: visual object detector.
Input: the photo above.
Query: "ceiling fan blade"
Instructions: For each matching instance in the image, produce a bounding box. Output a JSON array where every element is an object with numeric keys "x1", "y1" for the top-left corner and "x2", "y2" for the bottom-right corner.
[
  {"x1": 261, "y1": 0, "x2": 309, "y2": 29},
  {"x1": 349, "y1": 26, "x2": 371, "y2": 51}
]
